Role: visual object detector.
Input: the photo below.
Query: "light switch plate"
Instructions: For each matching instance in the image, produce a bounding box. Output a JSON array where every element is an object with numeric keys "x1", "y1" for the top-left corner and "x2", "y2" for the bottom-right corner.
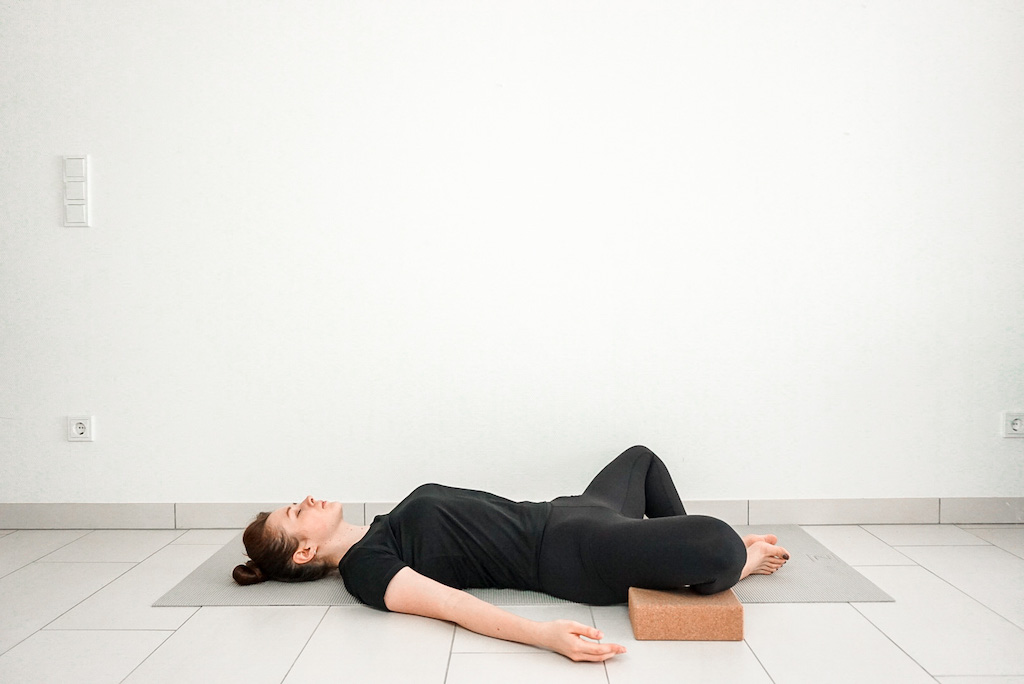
[
  {"x1": 64, "y1": 156, "x2": 87, "y2": 179},
  {"x1": 64, "y1": 203, "x2": 88, "y2": 226},
  {"x1": 63, "y1": 155, "x2": 90, "y2": 227},
  {"x1": 65, "y1": 180, "x2": 87, "y2": 201}
]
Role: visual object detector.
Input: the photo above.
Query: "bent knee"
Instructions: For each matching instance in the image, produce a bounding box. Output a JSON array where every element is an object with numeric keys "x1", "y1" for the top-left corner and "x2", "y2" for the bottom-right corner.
[
  {"x1": 700, "y1": 517, "x2": 746, "y2": 574},
  {"x1": 620, "y1": 444, "x2": 655, "y2": 462}
]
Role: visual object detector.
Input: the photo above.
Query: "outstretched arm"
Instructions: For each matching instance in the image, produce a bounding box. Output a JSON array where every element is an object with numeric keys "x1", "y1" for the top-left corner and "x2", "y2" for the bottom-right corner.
[{"x1": 383, "y1": 566, "x2": 626, "y2": 662}]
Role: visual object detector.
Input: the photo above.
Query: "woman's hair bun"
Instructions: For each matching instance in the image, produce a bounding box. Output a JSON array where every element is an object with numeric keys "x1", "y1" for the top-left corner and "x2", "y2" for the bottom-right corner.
[{"x1": 232, "y1": 559, "x2": 267, "y2": 586}]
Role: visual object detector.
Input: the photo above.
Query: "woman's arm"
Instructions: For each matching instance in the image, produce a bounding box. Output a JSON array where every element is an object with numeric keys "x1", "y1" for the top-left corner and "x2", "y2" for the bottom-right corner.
[{"x1": 383, "y1": 566, "x2": 626, "y2": 662}]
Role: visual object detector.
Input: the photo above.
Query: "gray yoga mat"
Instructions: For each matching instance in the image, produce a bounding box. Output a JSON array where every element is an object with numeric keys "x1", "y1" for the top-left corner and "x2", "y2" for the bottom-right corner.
[{"x1": 153, "y1": 525, "x2": 892, "y2": 607}]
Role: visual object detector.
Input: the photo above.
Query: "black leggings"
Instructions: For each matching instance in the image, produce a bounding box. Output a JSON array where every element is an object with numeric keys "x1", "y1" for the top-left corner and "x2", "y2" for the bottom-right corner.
[{"x1": 536, "y1": 445, "x2": 746, "y2": 604}]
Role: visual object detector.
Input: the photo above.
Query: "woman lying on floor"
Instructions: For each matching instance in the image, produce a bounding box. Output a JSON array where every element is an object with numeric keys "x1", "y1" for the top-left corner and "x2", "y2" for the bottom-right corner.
[{"x1": 233, "y1": 445, "x2": 789, "y2": 662}]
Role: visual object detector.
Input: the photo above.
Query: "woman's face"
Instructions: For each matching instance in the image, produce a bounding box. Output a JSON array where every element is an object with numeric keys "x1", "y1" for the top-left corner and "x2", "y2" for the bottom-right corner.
[{"x1": 267, "y1": 495, "x2": 344, "y2": 549}]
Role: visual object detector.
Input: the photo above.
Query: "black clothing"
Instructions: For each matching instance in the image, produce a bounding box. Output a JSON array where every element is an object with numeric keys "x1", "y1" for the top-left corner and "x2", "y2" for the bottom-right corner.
[
  {"x1": 339, "y1": 446, "x2": 746, "y2": 610},
  {"x1": 539, "y1": 448, "x2": 745, "y2": 603},
  {"x1": 339, "y1": 484, "x2": 550, "y2": 610}
]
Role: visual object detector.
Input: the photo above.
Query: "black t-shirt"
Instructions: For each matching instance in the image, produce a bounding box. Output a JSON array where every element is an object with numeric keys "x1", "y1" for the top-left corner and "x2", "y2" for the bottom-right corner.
[{"x1": 338, "y1": 483, "x2": 552, "y2": 610}]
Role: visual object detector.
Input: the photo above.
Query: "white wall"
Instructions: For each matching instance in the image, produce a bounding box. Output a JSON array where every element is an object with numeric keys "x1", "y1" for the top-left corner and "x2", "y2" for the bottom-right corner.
[{"x1": 1, "y1": 0, "x2": 1022, "y2": 505}]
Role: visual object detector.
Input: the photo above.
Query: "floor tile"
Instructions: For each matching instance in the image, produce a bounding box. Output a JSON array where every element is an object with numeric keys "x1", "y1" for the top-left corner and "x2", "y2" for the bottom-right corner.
[
  {"x1": 863, "y1": 525, "x2": 991, "y2": 546},
  {"x1": 801, "y1": 525, "x2": 916, "y2": 565},
  {"x1": 452, "y1": 604, "x2": 594, "y2": 654},
  {"x1": 0, "y1": 561, "x2": 133, "y2": 655},
  {"x1": 0, "y1": 629, "x2": 170, "y2": 684},
  {"x1": 896, "y1": 545, "x2": 1024, "y2": 629},
  {"x1": 593, "y1": 605, "x2": 772, "y2": 684},
  {"x1": 47, "y1": 544, "x2": 219, "y2": 630},
  {"x1": 39, "y1": 529, "x2": 184, "y2": 562},
  {"x1": 170, "y1": 528, "x2": 241, "y2": 544},
  {"x1": 123, "y1": 606, "x2": 325, "y2": 684},
  {"x1": 854, "y1": 566, "x2": 1024, "y2": 675},
  {"x1": 284, "y1": 606, "x2": 452, "y2": 684},
  {"x1": 0, "y1": 530, "x2": 91, "y2": 578},
  {"x1": 936, "y1": 678, "x2": 1024, "y2": 683},
  {"x1": 962, "y1": 527, "x2": 1024, "y2": 559},
  {"x1": 744, "y1": 603, "x2": 935, "y2": 683},
  {"x1": 446, "y1": 653, "x2": 608, "y2": 684},
  {"x1": 4, "y1": 521, "x2": 1024, "y2": 683}
]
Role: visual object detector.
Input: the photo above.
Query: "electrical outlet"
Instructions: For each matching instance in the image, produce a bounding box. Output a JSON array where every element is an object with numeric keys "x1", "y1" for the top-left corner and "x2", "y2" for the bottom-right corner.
[
  {"x1": 67, "y1": 416, "x2": 95, "y2": 442},
  {"x1": 1002, "y1": 412, "x2": 1024, "y2": 438}
]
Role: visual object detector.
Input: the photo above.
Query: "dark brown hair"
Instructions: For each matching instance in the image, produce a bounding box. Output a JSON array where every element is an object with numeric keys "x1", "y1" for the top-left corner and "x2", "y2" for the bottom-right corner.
[{"x1": 232, "y1": 511, "x2": 334, "y2": 585}]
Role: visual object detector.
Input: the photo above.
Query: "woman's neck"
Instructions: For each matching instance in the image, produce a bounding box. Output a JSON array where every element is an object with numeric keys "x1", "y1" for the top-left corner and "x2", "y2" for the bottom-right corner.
[{"x1": 319, "y1": 522, "x2": 371, "y2": 565}]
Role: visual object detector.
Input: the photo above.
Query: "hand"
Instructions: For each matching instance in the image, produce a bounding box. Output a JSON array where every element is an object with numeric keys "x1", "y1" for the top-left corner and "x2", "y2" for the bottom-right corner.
[{"x1": 537, "y1": 619, "x2": 627, "y2": 662}]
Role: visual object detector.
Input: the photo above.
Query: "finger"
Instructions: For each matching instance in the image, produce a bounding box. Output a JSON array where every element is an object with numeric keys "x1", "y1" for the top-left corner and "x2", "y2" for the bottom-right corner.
[
  {"x1": 569, "y1": 622, "x2": 604, "y2": 641},
  {"x1": 576, "y1": 642, "x2": 627, "y2": 661},
  {"x1": 581, "y1": 640, "x2": 625, "y2": 654}
]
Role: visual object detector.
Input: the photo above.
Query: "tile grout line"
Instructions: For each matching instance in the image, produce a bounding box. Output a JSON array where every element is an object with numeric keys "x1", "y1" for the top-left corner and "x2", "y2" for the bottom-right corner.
[
  {"x1": 118, "y1": 606, "x2": 202, "y2": 684},
  {"x1": 890, "y1": 547, "x2": 1024, "y2": 635},
  {"x1": 279, "y1": 606, "x2": 330, "y2": 683},
  {"x1": 0, "y1": 529, "x2": 94, "y2": 581},
  {"x1": 591, "y1": 605, "x2": 612, "y2": 684},
  {"x1": 14, "y1": 560, "x2": 141, "y2": 653},
  {"x1": 844, "y1": 531, "x2": 938, "y2": 681},
  {"x1": 40, "y1": 627, "x2": 178, "y2": 632},
  {"x1": 3, "y1": 523, "x2": 1020, "y2": 681},
  {"x1": 741, "y1": 638, "x2": 779, "y2": 684},
  {"x1": 116, "y1": 631, "x2": 176, "y2": 684},
  {"x1": 34, "y1": 531, "x2": 202, "y2": 650},
  {"x1": 442, "y1": 618, "x2": 457, "y2": 684},
  {"x1": 39, "y1": 552, "x2": 159, "y2": 628},
  {"x1": 847, "y1": 603, "x2": 941, "y2": 682},
  {"x1": 957, "y1": 526, "x2": 1018, "y2": 550}
]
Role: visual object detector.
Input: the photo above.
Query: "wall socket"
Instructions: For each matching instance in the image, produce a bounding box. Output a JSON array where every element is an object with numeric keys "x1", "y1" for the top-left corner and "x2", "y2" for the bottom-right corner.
[
  {"x1": 67, "y1": 416, "x2": 95, "y2": 442},
  {"x1": 1002, "y1": 412, "x2": 1024, "y2": 438}
]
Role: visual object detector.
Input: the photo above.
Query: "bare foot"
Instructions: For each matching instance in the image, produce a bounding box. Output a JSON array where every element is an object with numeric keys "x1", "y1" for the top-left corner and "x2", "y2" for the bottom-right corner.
[
  {"x1": 742, "y1": 534, "x2": 778, "y2": 548},
  {"x1": 739, "y1": 537, "x2": 790, "y2": 580}
]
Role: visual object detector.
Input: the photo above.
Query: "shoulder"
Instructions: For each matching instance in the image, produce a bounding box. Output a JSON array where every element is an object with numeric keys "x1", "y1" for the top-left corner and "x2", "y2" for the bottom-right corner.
[
  {"x1": 338, "y1": 525, "x2": 407, "y2": 610},
  {"x1": 339, "y1": 516, "x2": 399, "y2": 576}
]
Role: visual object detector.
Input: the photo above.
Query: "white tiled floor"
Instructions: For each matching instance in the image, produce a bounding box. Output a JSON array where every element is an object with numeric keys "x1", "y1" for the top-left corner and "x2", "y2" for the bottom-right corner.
[{"x1": 0, "y1": 524, "x2": 1022, "y2": 683}]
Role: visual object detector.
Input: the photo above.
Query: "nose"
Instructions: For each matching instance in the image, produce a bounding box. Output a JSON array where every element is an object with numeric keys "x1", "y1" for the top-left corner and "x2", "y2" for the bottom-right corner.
[{"x1": 304, "y1": 495, "x2": 317, "y2": 507}]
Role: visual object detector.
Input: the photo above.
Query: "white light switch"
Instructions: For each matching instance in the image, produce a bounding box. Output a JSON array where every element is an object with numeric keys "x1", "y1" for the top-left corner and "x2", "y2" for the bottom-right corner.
[
  {"x1": 65, "y1": 204, "x2": 88, "y2": 225},
  {"x1": 63, "y1": 155, "x2": 90, "y2": 227},
  {"x1": 64, "y1": 157, "x2": 87, "y2": 179},
  {"x1": 65, "y1": 180, "x2": 86, "y2": 201}
]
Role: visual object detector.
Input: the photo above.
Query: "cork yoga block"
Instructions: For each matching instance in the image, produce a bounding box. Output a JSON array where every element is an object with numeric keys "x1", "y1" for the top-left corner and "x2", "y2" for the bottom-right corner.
[{"x1": 628, "y1": 587, "x2": 744, "y2": 641}]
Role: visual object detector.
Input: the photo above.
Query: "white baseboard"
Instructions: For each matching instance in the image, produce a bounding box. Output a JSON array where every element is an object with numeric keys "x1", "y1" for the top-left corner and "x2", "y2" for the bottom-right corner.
[
  {"x1": 748, "y1": 498, "x2": 940, "y2": 525},
  {"x1": 0, "y1": 498, "x2": 1020, "y2": 529},
  {"x1": 0, "y1": 503, "x2": 174, "y2": 529},
  {"x1": 684, "y1": 500, "x2": 749, "y2": 526},
  {"x1": 940, "y1": 498, "x2": 1024, "y2": 524}
]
